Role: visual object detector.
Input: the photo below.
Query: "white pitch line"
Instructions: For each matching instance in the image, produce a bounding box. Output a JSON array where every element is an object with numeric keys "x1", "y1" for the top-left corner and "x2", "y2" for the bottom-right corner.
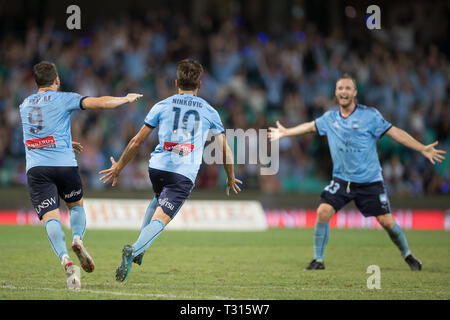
[{"x1": 0, "y1": 283, "x2": 236, "y2": 300}]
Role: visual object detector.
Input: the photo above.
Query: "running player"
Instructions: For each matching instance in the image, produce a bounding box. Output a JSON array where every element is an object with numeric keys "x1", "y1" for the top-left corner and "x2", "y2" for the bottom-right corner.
[
  {"x1": 99, "y1": 59, "x2": 242, "y2": 282},
  {"x1": 19, "y1": 61, "x2": 143, "y2": 289},
  {"x1": 269, "y1": 74, "x2": 446, "y2": 271}
]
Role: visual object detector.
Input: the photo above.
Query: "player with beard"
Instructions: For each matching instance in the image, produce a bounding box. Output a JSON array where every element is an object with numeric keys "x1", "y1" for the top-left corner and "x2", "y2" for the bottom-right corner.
[{"x1": 269, "y1": 74, "x2": 446, "y2": 270}]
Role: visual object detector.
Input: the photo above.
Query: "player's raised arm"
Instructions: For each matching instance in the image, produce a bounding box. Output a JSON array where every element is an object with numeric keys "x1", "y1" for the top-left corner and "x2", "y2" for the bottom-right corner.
[
  {"x1": 385, "y1": 126, "x2": 446, "y2": 165},
  {"x1": 268, "y1": 120, "x2": 317, "y2": 141},
  {"x1": 81, "y1": 93, "x2": 143, "y2": 109},
  {"x1": 216, "y1": 133, "x2": 243, "y2": 196},
  {"x1": 99, "y1": 124, "x2": 153, "y2": 186}
]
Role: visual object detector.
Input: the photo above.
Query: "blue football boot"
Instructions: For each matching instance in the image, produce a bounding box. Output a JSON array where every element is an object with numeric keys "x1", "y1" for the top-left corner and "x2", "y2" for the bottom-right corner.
[{"x1": 115, "y1": 245, "x2": 134, "y2": 282}]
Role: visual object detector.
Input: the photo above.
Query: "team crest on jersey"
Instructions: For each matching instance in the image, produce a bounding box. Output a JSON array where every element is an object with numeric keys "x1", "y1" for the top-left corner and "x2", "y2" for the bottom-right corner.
[
  {"x1": 333, "y1": 121, "x2": 340, "y2": 129},
  {"x1": 352, "y1": 121, "x2": 359, "y2": 130}
]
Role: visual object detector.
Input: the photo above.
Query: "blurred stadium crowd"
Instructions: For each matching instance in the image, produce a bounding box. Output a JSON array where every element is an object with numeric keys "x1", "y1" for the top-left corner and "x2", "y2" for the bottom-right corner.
[{"x1": 0, "y1": 2, "x2": 448, "y2": 195}]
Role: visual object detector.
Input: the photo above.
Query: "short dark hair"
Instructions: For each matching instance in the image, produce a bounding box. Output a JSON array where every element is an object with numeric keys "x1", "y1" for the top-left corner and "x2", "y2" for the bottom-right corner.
[
  {"x1": 32, "y1": 61, "x2": 58, "y2": 87},
  {"x1": 176, "y1": 59, "x2": 203, "y2": 90}
]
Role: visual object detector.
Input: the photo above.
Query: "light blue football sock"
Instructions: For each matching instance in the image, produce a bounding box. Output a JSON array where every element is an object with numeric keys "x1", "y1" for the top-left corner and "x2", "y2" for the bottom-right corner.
[
  {"x1": 45, "y1": 219, "x2": 68, "y2": 260},
  {"x1": 132, "y1": 219, "x2": 165, "y2": 257},
  {"x1": 387, "y1": 223, "x2": 410, "y2": 257},
  {"x1": 140, "y1": 197, "x2": 158, "y2": 232},
  {"x1": 69, "y1": 206, "x2": 86, "y2": 240},
  {"x1": 313, "y1": 222, "x2": 330, "y2": 261}
]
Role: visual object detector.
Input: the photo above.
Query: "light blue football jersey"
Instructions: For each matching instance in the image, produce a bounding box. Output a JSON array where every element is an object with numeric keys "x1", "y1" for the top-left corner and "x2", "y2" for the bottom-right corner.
[
  {"x1": 144, "y1": 93, "x2": 225, "y2": 183},
  {"x1": 19, "y1": 91, "x2": 85, "y2": 172},
  {"x1": 315, "y1": 104, "x2": 392, "y2": 183}
]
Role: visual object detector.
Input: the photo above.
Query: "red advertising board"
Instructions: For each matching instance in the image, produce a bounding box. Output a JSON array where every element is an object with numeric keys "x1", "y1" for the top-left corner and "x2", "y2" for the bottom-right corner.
[
  {"x1": 265, "y1": 209, "x2": 449, "y2": 230},
  {"x1": 1, "y1": 209, "x2": 448, "y2": 230}
]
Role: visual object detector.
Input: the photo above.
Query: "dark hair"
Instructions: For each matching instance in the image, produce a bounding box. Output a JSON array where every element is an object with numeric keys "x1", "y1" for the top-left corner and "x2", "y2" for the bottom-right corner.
[
  {"x1": 32, "y1": 61, "x2": 58, "y2": 87},
  {"x1": 176, "y1": 59, "x2": 203, "y2": 90}
]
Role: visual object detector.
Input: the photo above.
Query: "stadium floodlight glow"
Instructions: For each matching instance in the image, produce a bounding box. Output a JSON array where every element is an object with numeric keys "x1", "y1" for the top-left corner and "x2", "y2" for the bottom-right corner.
[{"x1": 345, "y1": 6, "x2": 357, "y2": 19}]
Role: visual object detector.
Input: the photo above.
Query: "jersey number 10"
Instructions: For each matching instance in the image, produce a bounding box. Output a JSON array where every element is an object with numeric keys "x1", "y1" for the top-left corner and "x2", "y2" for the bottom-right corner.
[{"x1": 172, "y1": 107, "x2": 200, "y2": 138}]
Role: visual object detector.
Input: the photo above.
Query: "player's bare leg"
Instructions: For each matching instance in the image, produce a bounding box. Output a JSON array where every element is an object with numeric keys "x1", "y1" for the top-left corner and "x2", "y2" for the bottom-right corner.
[
  {"x1": 116, "y1": 207, "x2": 171, "y2": 282},
  {"x1": 43, "y1": 209, "x2": 81, "y2": 289},
  {"x1": 151, "y1": 206, "x2": 172, "y2": 225},
  {"x1": 67, "y1": 199, "x2": 95, "y2": 273},
  {"x1": 305, "y1": 203, "x2": 335, "y2": 270},
  {"x1": 376, "y1": 213, "x2": 396, "y2": 230},
  {"x1": 42, "y1": 209, "x2": 62, "y2": 224},
  {"x1": 377, "y1": 213, "x2": 422, "y2": 271},
  {"x1": 316, "y1": 203, "x2": 335, "y2": 223}
]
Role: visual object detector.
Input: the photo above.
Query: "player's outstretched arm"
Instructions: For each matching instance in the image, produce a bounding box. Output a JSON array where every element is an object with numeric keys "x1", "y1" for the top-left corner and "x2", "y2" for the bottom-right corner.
[
  {"x1": 268, "y1": 120, "x2": 316, "y2": 141},
  {"x1": 385, "y1": 126, "x2": 446, "y2": 164},
  {"x1": 216, "y1": 133, "x2": 243, "y2": 196},
  {"x1": 82, "y1": 93, "x2": 143, "y2": 109},
  {"x1": 99, "y1": 125, "x2": 153, "y2": 186}
]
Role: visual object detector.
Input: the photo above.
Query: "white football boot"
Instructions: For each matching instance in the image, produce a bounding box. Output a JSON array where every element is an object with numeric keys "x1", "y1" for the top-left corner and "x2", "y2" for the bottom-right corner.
[
  {"x1": 61, "y1": 254, "x2": 81, "y2": 290},
  {"x1": 71, "y1": 236, "x2": 95, "y2": 273}
]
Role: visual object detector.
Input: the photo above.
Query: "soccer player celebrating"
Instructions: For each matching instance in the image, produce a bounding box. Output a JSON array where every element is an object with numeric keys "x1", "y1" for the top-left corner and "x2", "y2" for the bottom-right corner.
[
  {"x1": 99, "y1": 59, "x2": 242, "y2": 282},
  {"x1": 19, "y1": 61, "x2": 143, "y2": 289},
  {"x1": 269, "y1": 74, "x2": 446, "y2": 271}
]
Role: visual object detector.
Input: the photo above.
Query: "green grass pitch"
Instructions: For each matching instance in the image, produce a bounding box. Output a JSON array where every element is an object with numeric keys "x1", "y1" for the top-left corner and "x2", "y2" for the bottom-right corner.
[{"x1": 0, "y1": 225, "x2": 449, "y2": 300}]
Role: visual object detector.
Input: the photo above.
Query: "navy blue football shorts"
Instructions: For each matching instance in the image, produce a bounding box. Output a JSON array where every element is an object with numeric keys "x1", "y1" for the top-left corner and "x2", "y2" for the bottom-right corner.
[
  {"x1": 148, "y1": 168, "x2": 194, "y2": 219},
  {"x1": 26, "y1": 166, "x2": 83, "y2": 220},
  {"x1": 320, "y1": 177, "x2": 391, "y2": 217}
]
